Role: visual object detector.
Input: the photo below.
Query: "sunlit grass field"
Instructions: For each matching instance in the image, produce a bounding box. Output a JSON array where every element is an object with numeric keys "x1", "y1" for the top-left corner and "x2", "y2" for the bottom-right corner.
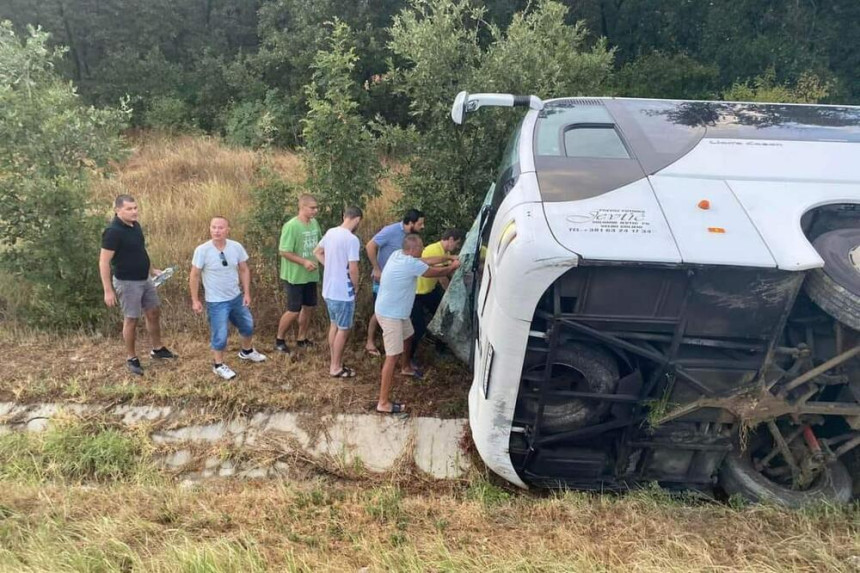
[{"x1": 1, "y1": 418, "x2": 857, "y2": 572}]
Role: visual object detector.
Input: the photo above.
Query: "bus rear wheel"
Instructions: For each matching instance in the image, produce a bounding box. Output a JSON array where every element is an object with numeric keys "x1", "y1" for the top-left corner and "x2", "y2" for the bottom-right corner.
[
  {"x1": 805, "y1": 228, "x2": 860, "y2": 330},
  {"x1": 521, "y1": 343, "x2": 619, "y2": 434},
  {"x1": 718, "y1": 420, "x2": 853, "y2": 507}
]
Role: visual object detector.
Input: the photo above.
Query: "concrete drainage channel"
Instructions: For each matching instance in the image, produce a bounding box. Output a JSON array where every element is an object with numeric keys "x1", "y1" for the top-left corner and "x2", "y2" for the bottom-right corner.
[{"x1": 0, "y1": 402, "x2": 471, "y2": 481}]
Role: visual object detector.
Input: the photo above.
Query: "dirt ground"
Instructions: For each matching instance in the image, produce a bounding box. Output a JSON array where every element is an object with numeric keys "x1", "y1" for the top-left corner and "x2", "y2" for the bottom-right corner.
[{"x1": 0, "y1": 329, "x2": 471, "y2": 418}]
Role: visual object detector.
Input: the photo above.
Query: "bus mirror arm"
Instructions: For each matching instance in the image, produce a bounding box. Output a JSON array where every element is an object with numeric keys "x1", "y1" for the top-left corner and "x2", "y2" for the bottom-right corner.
[{"x1": 451, "y1": 91, "x2": 544, "y2": 125}]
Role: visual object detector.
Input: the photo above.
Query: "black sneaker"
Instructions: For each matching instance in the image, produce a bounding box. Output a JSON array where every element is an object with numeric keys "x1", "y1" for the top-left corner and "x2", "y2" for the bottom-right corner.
[
  {"x1": 275, "y1": 340, "x2": 291, "y2": 354},
  {"x1": 126, "y1": 357, "x2": 144, "y2": 376},
  {"x1": 150, "y1": 347, "x2": 178, "y2": 359},
  {"x1": 296, "y1": 339, "x2": 315, "y2": 348}
]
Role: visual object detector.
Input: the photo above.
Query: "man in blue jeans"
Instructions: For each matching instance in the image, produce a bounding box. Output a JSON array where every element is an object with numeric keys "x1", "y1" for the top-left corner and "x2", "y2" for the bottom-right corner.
[{"x1": 190, "y1": 216, "x2": 267, "y2": 380}]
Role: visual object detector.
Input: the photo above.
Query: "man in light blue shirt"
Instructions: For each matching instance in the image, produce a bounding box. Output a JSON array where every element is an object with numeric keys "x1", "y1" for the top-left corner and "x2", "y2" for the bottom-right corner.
[
  {"x1": 364, "y1": 208, "x2": 425, "y2": 356},
  {"x1": 190, "y1": 217, "x2": 267, "y2": 380},
  {"x1": 374, "y1": 234, "x2": 459, "y2": 414}
]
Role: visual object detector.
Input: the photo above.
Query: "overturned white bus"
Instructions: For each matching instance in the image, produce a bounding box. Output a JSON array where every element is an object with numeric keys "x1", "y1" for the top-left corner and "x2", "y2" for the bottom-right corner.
[{"x1": 445, "y1": 92, "x2": 860, "y2": 506}]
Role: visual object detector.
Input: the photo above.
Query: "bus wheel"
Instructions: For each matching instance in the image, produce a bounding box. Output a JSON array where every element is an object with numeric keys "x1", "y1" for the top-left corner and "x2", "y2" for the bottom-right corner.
[
  {"x1": 718, "y1": 421, "x2": 853, "y2": 508},
  {"x1": 805, "y1": 228, "x2": 860, "y2": 330},
  {"x1": 521, "y1": 343, "x2": 619, "y2": 434}
]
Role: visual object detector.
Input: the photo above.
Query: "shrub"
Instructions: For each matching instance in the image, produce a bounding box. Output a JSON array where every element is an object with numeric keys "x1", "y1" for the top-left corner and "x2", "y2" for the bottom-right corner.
[
  {"x1": 0, "y1": 23, "x2": 127, "y2": 329},
  {"x1": 244, "y1": 168, "x2": 298, "y2": 264},
  {"x1": 144, "y1": 95, "x2": 196, "y2": 132}
]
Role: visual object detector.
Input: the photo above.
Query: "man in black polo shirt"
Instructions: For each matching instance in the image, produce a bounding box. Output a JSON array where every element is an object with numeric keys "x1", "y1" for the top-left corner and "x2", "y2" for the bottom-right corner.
[{"x1": 99, "y1": 194, "x2": 176, "y2": 375}]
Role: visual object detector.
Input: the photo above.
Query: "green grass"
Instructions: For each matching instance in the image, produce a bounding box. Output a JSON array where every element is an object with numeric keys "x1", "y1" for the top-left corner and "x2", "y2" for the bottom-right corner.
[{"x1": 0, "y1": 417, "x2": 155, "y2": 484}]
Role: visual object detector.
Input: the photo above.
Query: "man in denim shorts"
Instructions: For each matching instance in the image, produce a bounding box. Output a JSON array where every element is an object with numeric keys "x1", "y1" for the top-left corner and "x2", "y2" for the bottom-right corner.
[
  {"x1": 190, "y1": 217, "x2": 267, "y2": 380},
  {"x1": 99, "y1": 194, "x2": 176, "y2": 376},
  {"x1": 314, "y1": 207, "x2": 362, "y2": 378}
]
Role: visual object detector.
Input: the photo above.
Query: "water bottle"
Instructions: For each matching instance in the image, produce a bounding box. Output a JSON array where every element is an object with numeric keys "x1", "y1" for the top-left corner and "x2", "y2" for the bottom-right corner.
[{"x1": 151, "y1": 266, "x2": 175, "y2": 288}]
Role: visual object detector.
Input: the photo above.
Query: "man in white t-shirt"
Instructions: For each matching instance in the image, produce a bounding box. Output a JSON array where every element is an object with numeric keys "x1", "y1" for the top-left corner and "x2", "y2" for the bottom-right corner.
[
  {"x1": 374, "y1": 234, "x2": 460, "y2": 414},
  {"x1": 190, "y1": 216, "x2": 267, "y2": 380},
  {"x1": 314, "y1": 207, "x2": 362, "y2": 378}
]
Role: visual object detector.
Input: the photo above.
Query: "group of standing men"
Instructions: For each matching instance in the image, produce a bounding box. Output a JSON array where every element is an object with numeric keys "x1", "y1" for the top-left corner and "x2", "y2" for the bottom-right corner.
[{"x1": 98, "y1": 193, "x2": 463, "y2": 414}]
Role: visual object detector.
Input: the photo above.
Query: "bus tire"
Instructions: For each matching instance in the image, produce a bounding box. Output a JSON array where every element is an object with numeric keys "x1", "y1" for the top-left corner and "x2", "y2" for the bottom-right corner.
[
  {"x1": 719, "y1": 451, "x2": 852, "y2": 508},
  {"x1": 522, "y1": 343, "x2": 619, "y2": 434},
  {"x1": 805, "y1": 228, "x2": 860, "y2": 330}
]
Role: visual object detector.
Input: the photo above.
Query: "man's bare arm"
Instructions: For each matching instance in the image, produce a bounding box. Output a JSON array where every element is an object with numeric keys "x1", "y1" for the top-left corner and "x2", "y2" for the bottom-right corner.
[
  {"x1": 422, "y1": 259, "x2": 461, "y2": 278},
  {"x1": 279, "y1": 250, "x2": 317, "y2": 271},
  {"x1": 189, "y1": 265, "x2": 203, "y2": 313},
  {"x1": 366, "y1": 239, "x2": 381, "y2": 281},
  {"x1": 238, "y1": 260, "x2": 252, "y2": 306},
  {"x1": 99, "y1": 248, "x2": 116, "y2": 306},
  {"x1": 313, "y1": 245, "x2": 325, "y2": 266},
  {"x1": 349, "y1": 261, "x2": 360, "y2": 294},
  {"x1": 420, "y1": 254, "x2": 456, "y2": 266}
]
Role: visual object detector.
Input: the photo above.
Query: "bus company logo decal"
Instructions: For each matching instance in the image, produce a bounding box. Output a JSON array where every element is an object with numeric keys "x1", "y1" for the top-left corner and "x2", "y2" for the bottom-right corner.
[{"x1": 566, "y1": 209, "x2": 652, "y2": 234}]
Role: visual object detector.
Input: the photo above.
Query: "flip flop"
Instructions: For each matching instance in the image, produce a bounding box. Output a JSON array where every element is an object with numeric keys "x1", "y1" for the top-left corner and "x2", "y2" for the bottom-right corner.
[
  {"x1": 330, "y1": 367, "x2": 356, "y2": 378},
  {"x1": 400, "y1": 367, "x2": 424, "y2": 380},
  {"x1": 377, "y1": 402, "x2": 406, "y2": 414},
  {"x1": 365, "y1": 347, "x2": 382, "y2": 357}
]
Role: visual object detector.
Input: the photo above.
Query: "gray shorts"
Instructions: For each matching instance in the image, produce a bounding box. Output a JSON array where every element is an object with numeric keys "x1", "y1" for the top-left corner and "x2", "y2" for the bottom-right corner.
[{"x1": 112, "y1": 278, "x2": 160, "y2": 319}]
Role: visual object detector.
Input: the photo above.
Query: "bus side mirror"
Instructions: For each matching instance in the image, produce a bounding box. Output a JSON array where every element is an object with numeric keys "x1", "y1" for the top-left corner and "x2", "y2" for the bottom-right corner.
[
  {"x1": 451, "y1": 91, "x2": 469, "y2": 125},
  {"x1": 451, "y1": 91, "x2": 544, "y2": 125}
]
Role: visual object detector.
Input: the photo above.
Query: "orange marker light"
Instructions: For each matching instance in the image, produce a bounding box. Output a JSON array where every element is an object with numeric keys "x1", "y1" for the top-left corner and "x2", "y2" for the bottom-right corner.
[
  {"x1": 698, "y1": 200, "x2": 711, "y2": 210},
  {"x1": 708, "y1": 227, "x2": 726, "y2": 234}
]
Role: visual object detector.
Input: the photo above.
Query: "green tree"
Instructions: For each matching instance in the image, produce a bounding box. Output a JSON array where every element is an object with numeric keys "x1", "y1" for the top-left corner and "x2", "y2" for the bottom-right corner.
[
  {"x1": 723, "y1": 68, "x2": 830, "y2": 104},
  {"x1": 614, "y1": 52, "x2": 719, "y2": 100},
  {"x1": 301, "y1": 21, "x2": 381, "y2": 230},
  {"x1": 388, "y1": 0, "x2": 614, "y2": 236},
  {"x1": 0, "y1": 23, "x2": 127, "y2": 328}
]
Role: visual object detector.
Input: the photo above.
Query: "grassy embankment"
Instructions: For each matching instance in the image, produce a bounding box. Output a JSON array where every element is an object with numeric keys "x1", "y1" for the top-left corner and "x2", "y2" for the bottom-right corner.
[
  {"x1": 0, "y1": 418, "x2": 858, "y2": 572},
  {"x1": 0, "y1": 132, "x2": 469, "y2": 416}
]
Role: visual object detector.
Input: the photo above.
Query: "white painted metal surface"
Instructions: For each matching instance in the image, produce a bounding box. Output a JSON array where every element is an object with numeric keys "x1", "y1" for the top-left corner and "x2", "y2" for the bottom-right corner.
[
  {"x1": 650, "y1": 176, "x2": 776, "y2": 267},
  {"x1": 729, "y1": 180, "x2": 860, "y2": 270}
]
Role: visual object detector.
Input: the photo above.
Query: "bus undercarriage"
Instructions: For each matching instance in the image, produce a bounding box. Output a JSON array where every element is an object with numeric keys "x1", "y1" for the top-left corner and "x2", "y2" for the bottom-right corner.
[{"x1": 510, "y1": 261, "x2": 860, "y2": 504}]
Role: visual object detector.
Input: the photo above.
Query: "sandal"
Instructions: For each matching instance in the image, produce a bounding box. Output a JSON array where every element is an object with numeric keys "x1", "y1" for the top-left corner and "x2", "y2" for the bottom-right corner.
[
  {"x1": 400, "y1": 367, "x2": 424, "y2": 380},
  {"x1": 365, "y1": 347, "x2": 382, "y2": 357},
  {"x1": 330, "y1": 367, "x2": 356, "y2": 378},
  {"x1": 377, "y1": 402, "x2": 406, "y2": 414}
]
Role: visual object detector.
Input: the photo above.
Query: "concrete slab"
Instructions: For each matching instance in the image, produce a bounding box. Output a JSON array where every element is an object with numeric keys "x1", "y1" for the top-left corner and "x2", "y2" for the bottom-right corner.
[{"x1": 0, "y1": 402, "x2": 470, "y2": 479}]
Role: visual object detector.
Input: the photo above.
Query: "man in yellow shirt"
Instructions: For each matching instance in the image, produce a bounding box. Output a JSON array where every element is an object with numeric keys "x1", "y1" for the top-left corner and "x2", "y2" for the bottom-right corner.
[{"x1": 409, "y1": 228, "x2": 464, "y2": 369}]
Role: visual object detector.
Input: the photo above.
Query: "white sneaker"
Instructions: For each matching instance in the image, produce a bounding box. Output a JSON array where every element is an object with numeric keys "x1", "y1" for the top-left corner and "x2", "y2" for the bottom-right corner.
[
  {"x1": 238, "y1": 348, "x2": 267, "y2": 363},
  {"x1": 213, "y1": 363, "x2": 237, "y2": 380}
]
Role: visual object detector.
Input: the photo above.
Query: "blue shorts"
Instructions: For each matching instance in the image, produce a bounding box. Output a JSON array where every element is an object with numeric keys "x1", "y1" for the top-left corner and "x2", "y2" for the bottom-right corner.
[
  {"x1": 325, "y1": 298, "x2": 355, "y2": 330},
  {"x1": 206, "y1": 294, "x2": 254, "y2": 350}
]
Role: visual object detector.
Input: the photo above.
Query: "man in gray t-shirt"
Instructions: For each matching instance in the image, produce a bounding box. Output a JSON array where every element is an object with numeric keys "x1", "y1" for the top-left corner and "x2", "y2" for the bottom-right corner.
[{"x1": 190, "y1": 217, "x2": 267, "y2": 380}]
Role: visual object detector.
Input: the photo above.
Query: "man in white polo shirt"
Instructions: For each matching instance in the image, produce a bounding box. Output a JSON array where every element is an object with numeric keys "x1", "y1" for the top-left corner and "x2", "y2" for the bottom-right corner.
[
  {"x1": 190, "y1": 216, "x2": 266, "y2": 380},
  {"x1": 314, "y1": 206, "x2": 362, "y2": 378},
  {"x1": 374, "y1": 234, "x2": 460, "y2": 414}
]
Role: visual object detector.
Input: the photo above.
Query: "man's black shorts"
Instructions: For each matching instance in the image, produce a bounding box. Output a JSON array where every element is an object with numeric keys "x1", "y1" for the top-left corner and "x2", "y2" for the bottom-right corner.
[{"x1": 283, "y1": 281, "x2": 318, "y2": 312}]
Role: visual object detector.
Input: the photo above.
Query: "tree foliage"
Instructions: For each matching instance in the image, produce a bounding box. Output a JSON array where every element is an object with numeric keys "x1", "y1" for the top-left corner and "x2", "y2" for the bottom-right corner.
[
  {"x1": 723, "y1": 68, "x2": 830, "y2": 104},
  {"x1": 388, "y1": 0, "x2": 613, "y2": 236},
  {"x1": 301, "y1": 21, "x2": 381, "y2": 231},
  {"x1": 0, "y1": 22, "x2": 127, "y2": 328}
]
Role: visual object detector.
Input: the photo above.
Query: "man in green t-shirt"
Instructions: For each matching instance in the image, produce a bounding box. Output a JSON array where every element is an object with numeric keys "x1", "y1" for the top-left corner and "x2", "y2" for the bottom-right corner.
[{"x1": 276, "y1": 194, "x2": 322, "y2": 354}]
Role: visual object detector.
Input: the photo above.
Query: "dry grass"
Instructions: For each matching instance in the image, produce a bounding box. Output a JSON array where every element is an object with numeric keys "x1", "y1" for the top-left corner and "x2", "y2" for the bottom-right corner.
[
  {"x1": 0, "y1": 330, "x2": 470, "y2": 418},
  {"x1": 0, "y1": 477, "x2": 857, "y2": 572}
]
